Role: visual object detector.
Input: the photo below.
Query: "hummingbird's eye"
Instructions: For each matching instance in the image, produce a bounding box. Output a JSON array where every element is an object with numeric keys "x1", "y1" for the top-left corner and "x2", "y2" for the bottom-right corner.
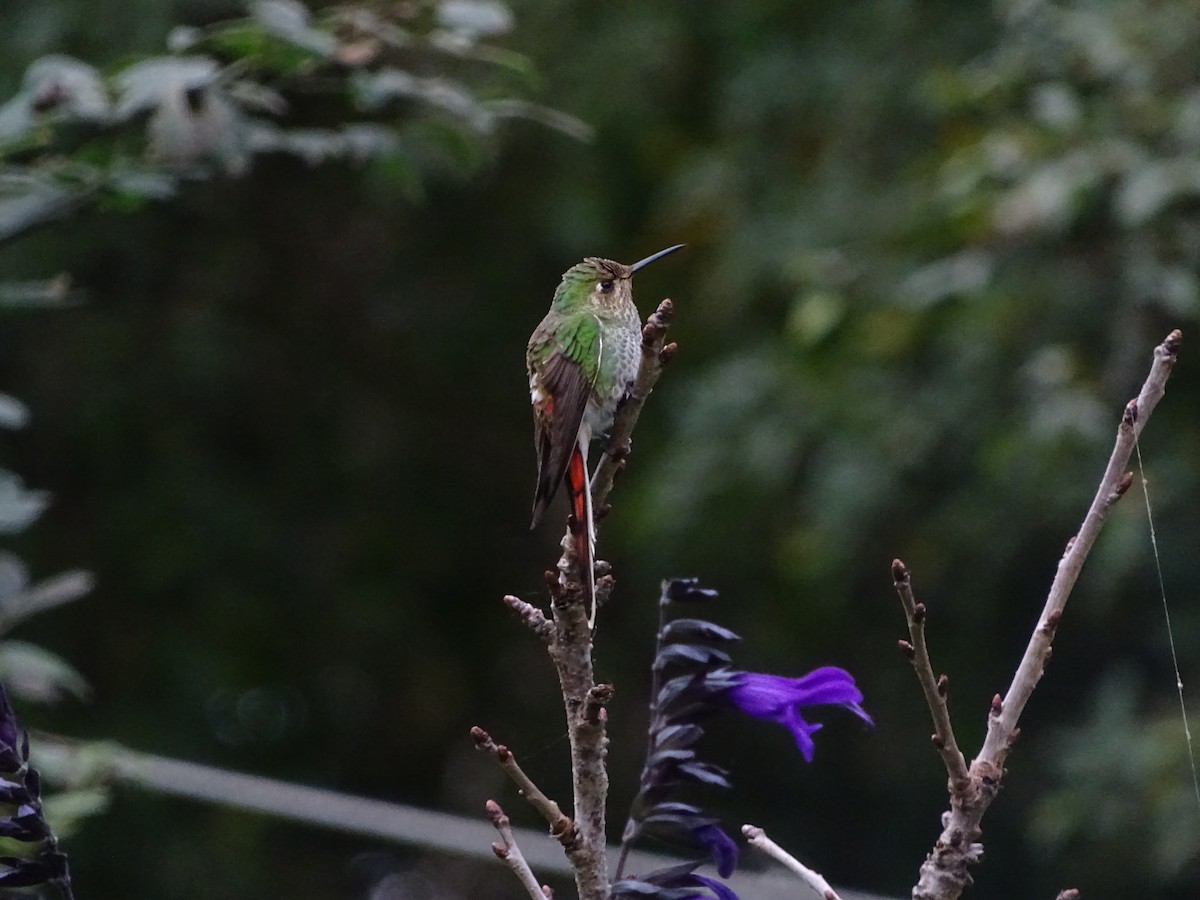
[{"x1": 597, "y1": 280, "x2": 615, "y2": 293}]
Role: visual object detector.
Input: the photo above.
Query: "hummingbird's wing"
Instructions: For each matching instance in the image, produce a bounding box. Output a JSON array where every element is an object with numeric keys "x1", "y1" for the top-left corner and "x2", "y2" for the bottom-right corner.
[{"x1": 530, "y1": 350, "x2": 593, "y2": 529}]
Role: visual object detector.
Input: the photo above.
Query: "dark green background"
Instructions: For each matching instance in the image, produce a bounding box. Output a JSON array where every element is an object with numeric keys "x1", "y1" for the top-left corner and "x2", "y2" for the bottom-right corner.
[{"x1": 1, "y1": 1, "x2": 1198, "y2": 898}]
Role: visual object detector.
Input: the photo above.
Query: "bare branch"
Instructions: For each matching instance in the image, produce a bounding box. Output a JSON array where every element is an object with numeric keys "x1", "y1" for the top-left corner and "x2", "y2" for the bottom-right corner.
[
  {"x1": 543, "y1": 565, "x2": 610, "y2": 900},
  {"x1": 910, "y1": 329, "x2": 1182, "y2": 900},
  {"x1": 487, "y1": 800, "x2": 553, "y2": 900},
  {"x1": 892, "y1": 559, "x2": 970, "y2": 793},
  {"x1": 743, "y1": 824, "x2": 842, "y2": 900},
  {"x1": 471, "y1": 727, "x2": 578, "y2": 849},
  {"x1": 981, "y1": 330, "x2": 1181, "y2": 763}
]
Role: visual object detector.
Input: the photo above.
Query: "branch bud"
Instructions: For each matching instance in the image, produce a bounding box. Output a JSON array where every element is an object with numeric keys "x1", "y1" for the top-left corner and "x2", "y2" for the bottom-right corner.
[
  {"x1": 898, "y1": 639, "x2": 915, "y2": 659},
  {"x1": 990, "y1": 693, "x2": 1003, "y2": 716},
  {"x1": 1042, "y1": 609, "x2": 1062, "y2": 634},
  {"x1": 485, "y1": 799, "x2": 506, "y2": 824},
  {"x1": 1123, "y1": 399, "x2": 1138, "y2": 426},
  {"x1": 1116, "y1": 471, "x2": 1134, "y2": 496},
  {"x1": 891, "y1": 558, "x2": 910, "y2": 584}
]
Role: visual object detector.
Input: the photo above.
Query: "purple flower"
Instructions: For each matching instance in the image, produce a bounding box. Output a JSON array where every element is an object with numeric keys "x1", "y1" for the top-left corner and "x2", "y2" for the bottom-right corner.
[{"x1": 725, "y1": 667, "x2": 872, "y2": 762}]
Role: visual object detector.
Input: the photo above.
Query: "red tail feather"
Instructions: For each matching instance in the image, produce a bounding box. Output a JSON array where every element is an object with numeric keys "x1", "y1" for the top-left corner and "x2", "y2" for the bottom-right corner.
[{"x1": 565, "y1": 442, "x2": 596, "y2": 627}]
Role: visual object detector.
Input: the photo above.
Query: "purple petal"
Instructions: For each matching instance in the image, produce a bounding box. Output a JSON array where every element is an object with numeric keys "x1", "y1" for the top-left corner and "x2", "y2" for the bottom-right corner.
[
  {"x1": 682, "y1": 873, "x2": 740, "y2": 900},
  {"x1": 694, "y1": 823, "x2": 738, "y2": 878}
]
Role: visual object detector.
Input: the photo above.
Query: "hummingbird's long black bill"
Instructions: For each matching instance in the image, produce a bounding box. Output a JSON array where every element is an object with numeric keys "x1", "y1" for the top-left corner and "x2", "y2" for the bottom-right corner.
[{"x1": 629, "y1": 243, "x2": 685, "y2": 273}]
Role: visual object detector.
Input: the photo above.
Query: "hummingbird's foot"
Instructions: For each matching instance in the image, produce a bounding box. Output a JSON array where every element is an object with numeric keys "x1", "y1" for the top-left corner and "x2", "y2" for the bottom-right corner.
[
  {"x1": 595, "y1": 570, "x2": 615, "y2": 612},
  {"x1": 542, "y1": 569, "x2": 563, "y2": 602}
]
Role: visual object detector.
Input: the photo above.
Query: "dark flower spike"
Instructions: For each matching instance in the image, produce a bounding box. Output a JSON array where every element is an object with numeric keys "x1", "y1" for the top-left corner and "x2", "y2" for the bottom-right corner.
[
  {"x1": 0, "y1": 683, "x2": 74, "y2": 898},
  {"x1": 724, "y1": 666, "x2": 873, "y2": 762},
  {"x1": 621, "y1": 582, "x2": 745, "y2": 887},
  {"x1": 622, "y1": 579, "x2": 872, "y2": 896}
]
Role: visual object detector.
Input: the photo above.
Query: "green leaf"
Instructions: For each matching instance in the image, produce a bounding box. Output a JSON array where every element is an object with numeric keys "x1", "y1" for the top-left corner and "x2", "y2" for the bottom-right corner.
[
  {"x1": 436, "y1": 0, "x2": 515, "y2": 39},
  {"x1": 353, "y1": 68, "x2": 491, "y2": 132},
  {"x1": 0, "y1": 275, "x2": 75, "y2": 308},
  {"x1": 113, "y1": 57, "x2": 219, "y2": 122},
  {"x1": 0, "y1": 554, "x2": 29, "y2": 603},
  {"x1": 0, "y1": 394, "x2": 30, "y2": 430},
  {"x1": 0, "y1": 640, "x2": 91, "y2": 703},
  {"x1": 41, "y1": 788, "x2": 111, "y2": 838},
  {"x1": 249, "y1": 0, "x2": 336, "y2": 56},
  {"x1": 22, "y1": 56, "x2": 110, "y2": 124},
  {"x1": 0, "y1": 471, "x2": 50, "y2": 534},
  {"x1": 0, "y1": 172, "x2": 76, "y2": 245}
]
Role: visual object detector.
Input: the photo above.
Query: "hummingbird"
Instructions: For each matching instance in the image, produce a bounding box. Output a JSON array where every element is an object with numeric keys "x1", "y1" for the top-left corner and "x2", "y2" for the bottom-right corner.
[{"x1": 527, "y1": 244, "x2": 684, "y2": 628}]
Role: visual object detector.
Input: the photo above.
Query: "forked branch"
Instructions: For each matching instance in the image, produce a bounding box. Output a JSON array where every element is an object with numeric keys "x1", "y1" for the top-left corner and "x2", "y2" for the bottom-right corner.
[
  {"x1": 486, "y1": 800, "x2": 553, "y2": 900},
  {"x1": 907, "y1": 330, "x2": 1181, "y2": 900}
]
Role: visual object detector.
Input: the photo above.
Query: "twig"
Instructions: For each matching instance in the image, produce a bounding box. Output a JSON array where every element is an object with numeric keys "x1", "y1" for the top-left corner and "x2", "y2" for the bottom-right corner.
[
  {"x1": 1055, "y1": 890, "x2": 1080, "y2": 900},
  {"x1": 543, "y1": 553, "x2": 611, "y2": 900},
  {"x1": 590, "y1": 298, "x2": 675, "y2": 511},
  {"x1": 892, "y1": 560, "x2": 970, "y2": 792},
  {"x1": 471, "y1": 727, "x2": 578, "y2": 848},
  {"x1": 742, "y1": 824, "x2": 842, "y2": 900},
  {"x1": 487, "y1": 800, "x2": 552, "y2": 900},
  {"x1": 909, "y1": 329, "x2": 1182, "y2": 900},
  {"x1": 503, "y1": 594, "x2": 555, "y2": 644}
]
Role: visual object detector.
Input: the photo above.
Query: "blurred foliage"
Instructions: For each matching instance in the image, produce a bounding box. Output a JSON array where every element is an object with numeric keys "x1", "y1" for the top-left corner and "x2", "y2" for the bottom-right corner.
[
  {"x1": 0, "y1": 0, "x2": 585, "y2": 247},
  {"x1": 0, "y1": 374, "x2": 104, "y2": 864},
  {"x1": 0, "y1": 0, "x2": 1198, "y2": 899}
]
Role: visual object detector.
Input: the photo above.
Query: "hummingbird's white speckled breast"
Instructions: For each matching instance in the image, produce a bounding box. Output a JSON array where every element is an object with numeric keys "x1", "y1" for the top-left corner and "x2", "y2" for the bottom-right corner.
[{"x1": 584, "y1": 303, "x2": 641, "y2": 435}]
